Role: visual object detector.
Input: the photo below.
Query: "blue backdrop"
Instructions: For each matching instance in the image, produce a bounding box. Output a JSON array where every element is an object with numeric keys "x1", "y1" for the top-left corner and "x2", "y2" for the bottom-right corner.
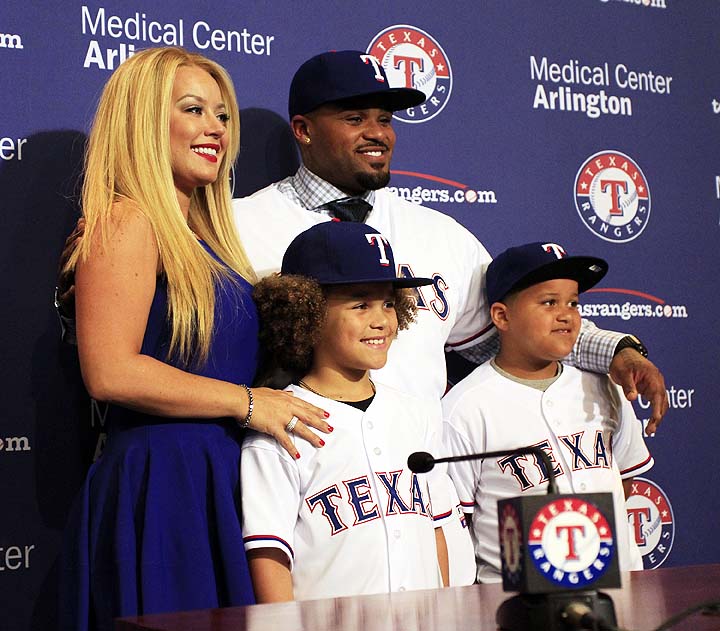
[{"x1": 2, "y1": 1, "x2": 718, "y2": 629}]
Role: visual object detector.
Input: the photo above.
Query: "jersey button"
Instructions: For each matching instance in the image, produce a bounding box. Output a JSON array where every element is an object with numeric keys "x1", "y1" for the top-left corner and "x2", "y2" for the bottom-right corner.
[
  {"x1": 546, "y1": 400, "x2": 554, "y2": 407},
  {"x1": 394, "y1": 530, "x2": 401, "y2": 539},
  {"x1": 399, "y1": 586, "x2": 406, "y2": 592},
  {"x1": 580, "y1": 483, "x2": 587, "y2": 491},
  {"x1": 366, "y1": 421, "x2": 374, "y2": 429},
  {"x1": 374, "y1": 447, "x2": 382, "y2": 455}
]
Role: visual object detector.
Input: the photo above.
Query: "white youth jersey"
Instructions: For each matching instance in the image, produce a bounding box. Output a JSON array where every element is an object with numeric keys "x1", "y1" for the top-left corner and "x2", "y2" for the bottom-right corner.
[
  {"x1": 234, "y1": 183, "x2": 487, "y2": 585},
  {"x1": 233, "y1": 184, "x2": 493, "y2": 403},
  {"x1": 241, "y1": 384, "x2": 453, "y2": 600},
  {"x1": 442, "y1": 363, "x2": 654, "y2": 582}
]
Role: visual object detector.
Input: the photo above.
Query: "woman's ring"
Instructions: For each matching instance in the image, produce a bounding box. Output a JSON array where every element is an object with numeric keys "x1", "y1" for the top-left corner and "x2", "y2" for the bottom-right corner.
[{"x1": 285, "y1": 416, "x2": 299, "y2": 433}]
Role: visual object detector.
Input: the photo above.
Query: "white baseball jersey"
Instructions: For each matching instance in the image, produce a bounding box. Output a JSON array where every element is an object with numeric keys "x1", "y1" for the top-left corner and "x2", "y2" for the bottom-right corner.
[
  {"x1": 241, "y1": 384, "x2": 454, "y2": 601},
  {"x1": 233, "y1": 184, "x2": 493, "y2": 402},
  {"x1": 442, "y1": 362, "x2": 654, "y2": 582}
]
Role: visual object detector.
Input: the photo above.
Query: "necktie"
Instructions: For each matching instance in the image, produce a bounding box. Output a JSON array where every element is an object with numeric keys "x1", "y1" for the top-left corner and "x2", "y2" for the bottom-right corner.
[{"x1": 322, "y1": 197, "x2": 372, "y2": 222}]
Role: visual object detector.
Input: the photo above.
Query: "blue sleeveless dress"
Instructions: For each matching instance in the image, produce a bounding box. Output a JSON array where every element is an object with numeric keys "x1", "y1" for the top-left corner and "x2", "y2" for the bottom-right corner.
[{"x1": 60, "y1": 242, "x2": 259, "y2": 631}]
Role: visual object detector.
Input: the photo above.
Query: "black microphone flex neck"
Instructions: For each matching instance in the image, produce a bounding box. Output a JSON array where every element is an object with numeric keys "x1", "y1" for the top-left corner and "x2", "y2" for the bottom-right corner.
[{"x1": 407, "y1": 447, "x2": 559, "y2": 495}]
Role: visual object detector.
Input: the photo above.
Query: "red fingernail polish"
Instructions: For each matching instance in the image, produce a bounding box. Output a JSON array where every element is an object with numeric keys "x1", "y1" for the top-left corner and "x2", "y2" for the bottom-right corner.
[
  {"x1": 324, "y1": 411, "x2": 330, "y2": 418},
  {"x1": 327, "y1": 425, "x2": 334, "y2": 432},
  {"x1": 319, "y1": 439, "x2": 325, "y2": 447},
  {"x1": 295, "y1": 452, "x2": 301, "y2": 459}
]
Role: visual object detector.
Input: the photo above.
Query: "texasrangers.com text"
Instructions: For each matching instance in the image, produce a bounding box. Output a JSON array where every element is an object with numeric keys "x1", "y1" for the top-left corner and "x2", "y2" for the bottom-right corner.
[
  {"x1": 579, "y1": 301, "x2": 688, "y2": 321},
  {"x1": 388, "y1": 185, "x2": 497, "y2": 205}
]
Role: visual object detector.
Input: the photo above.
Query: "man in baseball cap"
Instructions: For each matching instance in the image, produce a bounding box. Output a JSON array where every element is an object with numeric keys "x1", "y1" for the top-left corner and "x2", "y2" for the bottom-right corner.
[{"x1": 284, "y1": 50, "x2": 424, "y2": 214}]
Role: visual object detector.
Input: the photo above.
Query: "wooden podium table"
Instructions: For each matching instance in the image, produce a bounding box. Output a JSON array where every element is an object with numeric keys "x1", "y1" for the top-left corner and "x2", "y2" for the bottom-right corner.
[{"x1": 116, "y1": 564, "x2": 720, "y2": 631}]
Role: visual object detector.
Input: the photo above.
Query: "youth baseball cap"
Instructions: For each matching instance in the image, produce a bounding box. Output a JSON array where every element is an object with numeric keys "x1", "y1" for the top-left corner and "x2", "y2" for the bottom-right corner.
[
  {"x1": 281, "y1": 221, "x2": 433, "y2": 288},
  {"x1": 288, "y1": 50, "x2": 426, "y2": 118},
  {"x1": 486, "y1": 242, "x2": 608, "y2": 305}
]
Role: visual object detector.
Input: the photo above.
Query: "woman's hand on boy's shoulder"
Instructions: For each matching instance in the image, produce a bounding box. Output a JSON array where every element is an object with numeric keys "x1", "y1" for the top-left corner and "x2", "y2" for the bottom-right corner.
[{"x1": 247, "y1": 387, "x2": 333, "y2": 458}]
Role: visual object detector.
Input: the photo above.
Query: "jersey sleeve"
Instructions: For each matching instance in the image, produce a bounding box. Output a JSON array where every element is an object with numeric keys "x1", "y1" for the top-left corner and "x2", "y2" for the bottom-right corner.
[
  {"x1": 442, "y1": 391, "x2": 486, "y2": 512},
  {"x1": 606, "y1": 381, "x2": 654, "y2": 478},
  {"x1": 425, "y1": 419, "x2": 456, "y2": 529},
  {"x1": 443, "y1": 226, "x2": 495, "y2": 352},
  {"x1": 241, "y1": 432, "x2": 302, "y2": 569}
]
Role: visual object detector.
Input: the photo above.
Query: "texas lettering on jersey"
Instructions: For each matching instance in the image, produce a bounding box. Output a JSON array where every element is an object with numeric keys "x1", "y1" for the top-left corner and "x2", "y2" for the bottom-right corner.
[
  {"x1": 305, "y1": 470, "x2": 433, "y2": 535},
  {"x1": 397, "y1": 263, "x2": 450, "y2": 321},
  {"x1": 498, "y1": 431, "x2": 612, "y2": 492}
]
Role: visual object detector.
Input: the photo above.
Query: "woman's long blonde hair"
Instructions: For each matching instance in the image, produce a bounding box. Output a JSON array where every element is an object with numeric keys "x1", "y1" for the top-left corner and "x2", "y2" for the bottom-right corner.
[{"x1": 66, "y1": 46, "x2": 256, "y2": 365}]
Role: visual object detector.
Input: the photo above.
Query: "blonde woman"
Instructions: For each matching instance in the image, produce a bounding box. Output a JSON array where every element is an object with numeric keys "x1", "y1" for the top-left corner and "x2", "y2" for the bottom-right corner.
[{"x1": 59, "y1": 47, "x2": 331, "y2": 631}]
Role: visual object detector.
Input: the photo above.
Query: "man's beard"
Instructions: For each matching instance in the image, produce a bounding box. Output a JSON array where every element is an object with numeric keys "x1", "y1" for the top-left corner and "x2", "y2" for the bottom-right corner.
[{"x1": 355, "y1": 168, "x2": 391, "y2": 192}]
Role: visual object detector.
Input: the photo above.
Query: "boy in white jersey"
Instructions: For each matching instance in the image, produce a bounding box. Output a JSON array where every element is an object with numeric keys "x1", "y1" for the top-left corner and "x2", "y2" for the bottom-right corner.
[
  {"x1": 241, "y1": 220, "x2": 453, "y2": 602},
  {"x1": 442, "y1": 242, "x2": 653, "y2": 582}
]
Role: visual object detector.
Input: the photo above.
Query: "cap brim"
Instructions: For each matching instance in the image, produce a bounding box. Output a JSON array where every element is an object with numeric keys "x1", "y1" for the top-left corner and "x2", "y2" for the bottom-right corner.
[
  {"x1": 319, "y1": 275, "x2": 434, "y2": 288},
  {"x1": 511, "y1": 256, "x2": 608, "y2": 295},
  {"x1": 331, "y1": 87, "x2": 427, "y2": 113},
  {"x1": 380, "y1": 87, "x2": 427, "y2": 111}
]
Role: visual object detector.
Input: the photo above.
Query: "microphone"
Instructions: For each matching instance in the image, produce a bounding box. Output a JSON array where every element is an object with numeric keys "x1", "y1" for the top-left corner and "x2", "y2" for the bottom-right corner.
[
  {"x1": 411, "y1": 448, "x2": 620, "y2": 630},
  {"x1": 406, "y1": 451, "x2": 435, "y2": 474},
  {"x1": 407, "y1": 446, "x2": 559, "y2": 494}
]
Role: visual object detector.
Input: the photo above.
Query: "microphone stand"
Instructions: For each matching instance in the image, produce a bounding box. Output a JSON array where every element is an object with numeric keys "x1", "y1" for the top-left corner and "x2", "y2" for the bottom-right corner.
[
  {"x1": 417, "y1": 446, "x2": 560, "y2": 494},
  {"x1": 409, "y1": 447, "x2": 619, "y2": 630}
]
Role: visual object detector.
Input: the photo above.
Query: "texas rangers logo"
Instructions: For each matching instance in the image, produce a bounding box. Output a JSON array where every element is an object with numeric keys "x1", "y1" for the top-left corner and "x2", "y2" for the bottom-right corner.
[
  {"x1": 626, "y1": 477, "x2": 675, "y2": 569},
  {"x1": 499, "y1": 503, "x2": 523, "y2": 582},
  {"x1": 574, "y1": 151, "x2": 651, "y2": 243},
  {"x1": 542, "y1": 243, "x2": 567, "y2": 259},
  {"x1": 528, "y1": 498, "x2": 614, "y2": 588},
  {"x1": 367, "y1": 25, "x2": 452, "y2": 123},
  {"x1": 365, "y1": 232, "x2": 391, "y2": 267}
]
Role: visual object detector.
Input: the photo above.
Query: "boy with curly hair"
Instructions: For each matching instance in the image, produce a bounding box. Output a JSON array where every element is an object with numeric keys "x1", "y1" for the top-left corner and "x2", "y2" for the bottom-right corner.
[{"x1": 241, "y1": 220, "x2": 454, "y2": 602}]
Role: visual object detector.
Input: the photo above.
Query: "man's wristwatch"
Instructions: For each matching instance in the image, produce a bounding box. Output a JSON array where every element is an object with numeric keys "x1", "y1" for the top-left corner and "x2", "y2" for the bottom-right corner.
[{"x1": 614, "y1": 334, "x2": 648, "y2": 358}]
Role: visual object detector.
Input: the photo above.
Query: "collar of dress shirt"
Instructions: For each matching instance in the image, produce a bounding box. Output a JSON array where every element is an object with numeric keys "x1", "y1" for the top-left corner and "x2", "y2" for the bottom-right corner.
[{"x1": 277, "y1": 164, "x2": 376, "y2": 213}]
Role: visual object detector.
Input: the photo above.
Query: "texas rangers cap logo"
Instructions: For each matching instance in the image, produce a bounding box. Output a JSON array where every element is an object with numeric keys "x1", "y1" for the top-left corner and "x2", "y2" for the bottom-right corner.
[
  {"x1": 367, "y1": 25, "x2": 452, "y2": 123},
  {"x1": 626, "y1": 477, "x2": 675, "y2": 569},
  {"x1": 574, "y1": 150, "x2": 651, "y2": 243},
  {"x1": 528, "y1": 498, "x2": 615, "y2": 588}
]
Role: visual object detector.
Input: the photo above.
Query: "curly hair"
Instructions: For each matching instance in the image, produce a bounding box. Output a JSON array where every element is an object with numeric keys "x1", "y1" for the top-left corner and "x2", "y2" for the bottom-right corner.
[
  {"x1": 393, "y1": 287, "x2": 419, "y2": 332},
  {"x1": 253, "y1": 275, "x2": 419, "y2": 381}
]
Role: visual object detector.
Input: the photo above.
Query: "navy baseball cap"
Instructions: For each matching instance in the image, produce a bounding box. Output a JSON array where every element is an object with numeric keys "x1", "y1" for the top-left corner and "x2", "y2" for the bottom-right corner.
[
  {"x1": 281, "y1": 221, "x2": 433, "y2": 288},
  {"x1": 486, "y1": 242, "x2": 608, "y2": 305},
  {"x1": 288, "y1": 50, "x2": 426, "y2": 118}
]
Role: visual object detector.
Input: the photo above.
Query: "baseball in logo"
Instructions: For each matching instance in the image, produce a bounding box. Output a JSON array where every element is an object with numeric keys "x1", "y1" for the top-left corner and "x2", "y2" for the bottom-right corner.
[
  {"x1": 574, "y1": 151, "x2": 651, "y2": 243},
  {"x1": 528, "y1": 498, "x2": 615, "y2": 588},
  {"x1": 367, "y1": 25, "x2": 452, "y2": 123},
  {"x1": 626, "y1": 477, "x2": 674, "y2": 569}
]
